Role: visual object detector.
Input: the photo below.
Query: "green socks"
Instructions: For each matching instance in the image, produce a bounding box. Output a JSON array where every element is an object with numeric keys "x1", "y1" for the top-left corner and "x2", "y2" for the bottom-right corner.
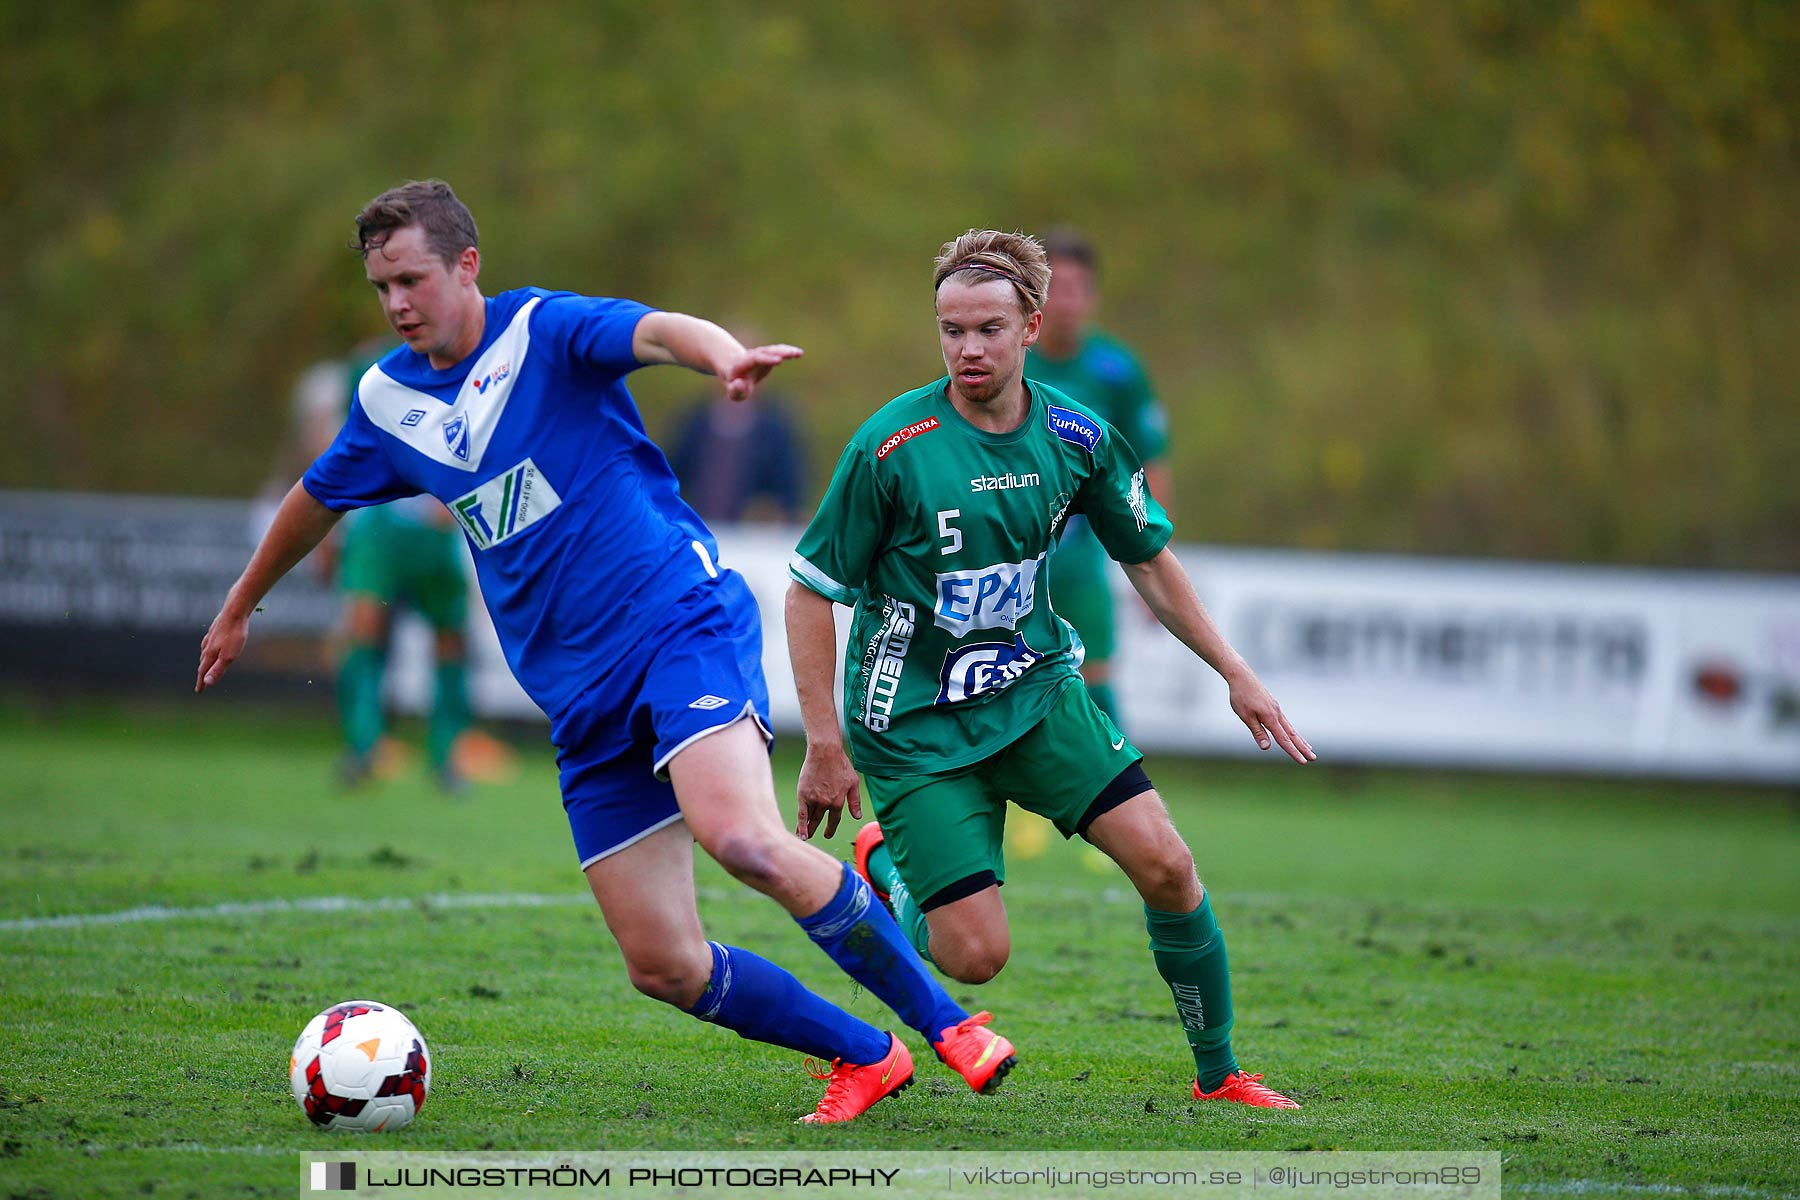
[
  {"x1": 1146, "y1": 892, "x2": 1239, "y2": 1092},
  {"x1": 429, "y1": 660, "x2": 470, "y2": 771},
  {"x1": 337, "y1": 644, "x2": 386, "y2": 757},
  {"x1": 866, "y1": 841, "x2": 937, "y2": 967}
]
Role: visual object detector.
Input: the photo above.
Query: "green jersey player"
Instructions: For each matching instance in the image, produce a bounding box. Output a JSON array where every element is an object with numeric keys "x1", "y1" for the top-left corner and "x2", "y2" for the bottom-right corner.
[
  {"x1": 786, "y1": 229, "x2": 1314, "y2": 1110},
  {"x1": 1026, "y1": 227, "x2": 1172, "y2": 726}
]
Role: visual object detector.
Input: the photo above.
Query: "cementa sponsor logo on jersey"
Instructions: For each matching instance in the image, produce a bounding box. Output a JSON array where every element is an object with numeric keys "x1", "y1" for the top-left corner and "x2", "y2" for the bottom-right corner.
[
  {"x1": 933, "y1": 556, "x2": 1044, "y2": 636},
  {"x1": 875, "y1": 416, "x2": 940, "y2": 461},
  {"x1": 937, "y1": 634, "x2": 1045, "y2": 704},
  {"x1": 969, "y1": 471, "x2": 1040, "y2": 493},
  {"x1": 448, "y1": 458, "x2": 563, "y2": 551},
  {"x1": 860, "y1": 598, "x2": 918, "y2": 732}
]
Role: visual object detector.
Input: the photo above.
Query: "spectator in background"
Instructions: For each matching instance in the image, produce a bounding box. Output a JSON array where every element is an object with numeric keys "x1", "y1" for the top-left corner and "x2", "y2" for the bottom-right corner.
[
  {"x1": 665, "y1": 336, "x2": 808, "y2": 524},
  {"x1": 1026, "y1": 227, "x2": 1173, "y2": 728}
]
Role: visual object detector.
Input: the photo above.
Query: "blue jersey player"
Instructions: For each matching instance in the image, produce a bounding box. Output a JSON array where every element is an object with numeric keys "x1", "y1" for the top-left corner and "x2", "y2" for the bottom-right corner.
[{"x1": 196, "y1": 180, "x2": 1015, "y2": 1123}]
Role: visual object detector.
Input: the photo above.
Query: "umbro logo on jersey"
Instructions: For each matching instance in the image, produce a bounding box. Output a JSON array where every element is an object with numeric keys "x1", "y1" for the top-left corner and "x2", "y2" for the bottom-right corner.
[
  {"x1": 471, "y1": 362, "x2": 511, "y2": 394},
  {"x1": 876, "y1": 416, "x2": 940, "y2": 461},
  {"x1": 970, "y1": 472, "x2": 1039, "y2": 493},
  {"x1": 400, "y1": 409, "x2": 426, "y2": 427},
  {"x1": 688, "y1": 695, "x2": 730, "y2": 710}
]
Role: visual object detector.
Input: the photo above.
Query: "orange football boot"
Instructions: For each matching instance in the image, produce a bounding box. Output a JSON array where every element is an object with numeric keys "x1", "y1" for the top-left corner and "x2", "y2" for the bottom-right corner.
[
  {"x1": 853, "y1": 821, "x2": 891, "y2": 907},
  {"x1": 1193, "y1": 1070, "x2": 1301, "y2": 1109},
  {"x1": 932, "y1": 1011, "x2": 1017, "y2": 1094},
  {"x1": 797, "y1": 1034, "x2": 913, "y2": 1124}
]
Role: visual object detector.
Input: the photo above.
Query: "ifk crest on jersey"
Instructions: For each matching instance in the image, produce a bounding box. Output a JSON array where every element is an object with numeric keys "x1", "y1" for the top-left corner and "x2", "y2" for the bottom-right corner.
[{"x1": 443, "y1": 414, "x2": 471, "y2": 462}]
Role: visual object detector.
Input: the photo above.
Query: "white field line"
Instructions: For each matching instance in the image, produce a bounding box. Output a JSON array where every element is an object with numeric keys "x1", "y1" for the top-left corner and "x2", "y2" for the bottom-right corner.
[
  {"x1": 0, "y1": 883, "x2": 1162, "y2": 934},
  {"x1": 0, "y1": 891, "x2": 593, "y2": 932}
]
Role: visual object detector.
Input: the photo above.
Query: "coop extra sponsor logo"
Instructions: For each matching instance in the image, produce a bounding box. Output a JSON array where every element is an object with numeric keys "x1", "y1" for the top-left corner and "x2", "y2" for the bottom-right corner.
[
  {"x1": 860, "y1": 599, "x2": 917, "y2": 732},
  {"x1": 875, "y1": 417, "x2": 939, "y2": 460}
]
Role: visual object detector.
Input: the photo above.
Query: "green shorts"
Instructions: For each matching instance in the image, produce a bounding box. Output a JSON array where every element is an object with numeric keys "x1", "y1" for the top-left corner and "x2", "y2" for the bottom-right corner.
[
  {"x1": 863, "y1": 679, "x2": 1146, "y2": 909},
  {"x1": 338, "y1": 505, "x2": 469, "y2": 630},
  {"x1": 1048, "y1": 522, "x2": 1116, "y2": 663}
]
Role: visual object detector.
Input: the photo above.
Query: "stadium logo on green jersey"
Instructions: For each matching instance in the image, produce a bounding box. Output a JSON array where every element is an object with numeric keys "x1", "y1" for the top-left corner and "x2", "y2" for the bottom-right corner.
[
  {"x1": 934, "y1": 557, "x2": 1044, "y2": 636},
  {"x1": 448, "y1": 458, "x2": 563, "y2": 551},
  {"x1": 970, "y1": 472, "x2": 1040, "y2": 492}
]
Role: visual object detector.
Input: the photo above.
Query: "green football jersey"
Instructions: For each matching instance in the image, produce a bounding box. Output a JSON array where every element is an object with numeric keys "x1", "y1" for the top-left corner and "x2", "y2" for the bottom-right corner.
[
  {"x1": 791, "y1": 377, "x2": 1173, "y2": 775},
  {"x1": 1026, "y1": 331, "x2": 1169, "y2": 576}
]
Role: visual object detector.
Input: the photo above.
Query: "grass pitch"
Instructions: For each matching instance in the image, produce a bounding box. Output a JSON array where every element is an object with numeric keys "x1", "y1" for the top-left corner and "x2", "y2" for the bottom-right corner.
[{"x1": 0, "y1": 700, "x2": 1795, "y2": 1199}]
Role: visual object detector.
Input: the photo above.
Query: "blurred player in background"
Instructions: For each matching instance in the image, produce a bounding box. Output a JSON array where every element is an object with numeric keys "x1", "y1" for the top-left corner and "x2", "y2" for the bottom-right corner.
[
  {"x1": 1026, "y1": 228, "x2": 1171, "y2": 727},
  {"x1": 329, "y1": 341, "x2": 475, "y2": 792},
  {"x1": 199, "y1": 180, "x2": 1012, "y2": 1124},
  {"x1": 787, "y1": 228, "x2": 1312, "y2": 1110}
]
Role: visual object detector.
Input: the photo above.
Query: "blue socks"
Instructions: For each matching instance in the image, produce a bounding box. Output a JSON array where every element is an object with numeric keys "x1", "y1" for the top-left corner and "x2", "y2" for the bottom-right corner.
[
  {"x1": 797, "y1": 862, "x2": 967, "y2": 1042},
  {"x1": 681, "y1": 941, "x2": 889, "y2": 1065}
]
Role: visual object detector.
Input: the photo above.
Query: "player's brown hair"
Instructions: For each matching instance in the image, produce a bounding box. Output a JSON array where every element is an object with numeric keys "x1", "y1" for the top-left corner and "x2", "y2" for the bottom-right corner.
[
  {"x1": 354, "y1": 180, "x2": 479, "y2": 267},
  {"x1": 1042, "y1": 226, "x2": 1098, "y2": 277},
  {"x1": 933, "y1": 229, "x2": 1052, "y2": 315}
]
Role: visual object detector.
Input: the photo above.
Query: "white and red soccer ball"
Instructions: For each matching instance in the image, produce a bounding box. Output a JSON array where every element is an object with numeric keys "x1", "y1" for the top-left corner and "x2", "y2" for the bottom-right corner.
[{"x1": 289, "y1": 1001, "x2": 431, "y2": 1131}]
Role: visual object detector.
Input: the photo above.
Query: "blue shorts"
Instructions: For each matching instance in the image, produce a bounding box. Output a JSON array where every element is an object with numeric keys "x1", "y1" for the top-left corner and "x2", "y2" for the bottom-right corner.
[{"x1": 551, "y1": 571, "x2": 773, "y2": 870}]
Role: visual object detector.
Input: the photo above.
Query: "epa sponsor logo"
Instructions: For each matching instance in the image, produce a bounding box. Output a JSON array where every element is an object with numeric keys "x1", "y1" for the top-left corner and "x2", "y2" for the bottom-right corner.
[
  {"x1": 448, "y1": 457, "x2": 563, "y2": 551},
  {"x1": 933, "y1": 555, "x2": 1044, "y2": 636},
  {"x1": 875, "y1": 416, "x2": 940, "y2": 461},
  {"x1": 1047, "y1": 404, "x2": 1101, "y2": 452},
  {"x1": 860, "y1": 600, "x2": 917, "y2": 732},
  {"x1": 937, "y1": 635, "x2": 1044, "y2": 704},
  {"x1": 970, "y1": 471, "x2": 1040, "y2": 493}
]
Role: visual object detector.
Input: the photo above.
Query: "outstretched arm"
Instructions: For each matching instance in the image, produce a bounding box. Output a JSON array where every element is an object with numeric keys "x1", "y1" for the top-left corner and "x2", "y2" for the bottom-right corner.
[
  {"x1": 631, "y1": 312, "x2": 802, "y2": 402},
  {"x1": 1121, "y1": 546, "x2": 1315, "y2": 764},
  {"x1": 785, "y1": 581, "x2": 862, "y2": 840},
  {"x1": 196, "y1": 482, "x2": 341, "y2": 693}
]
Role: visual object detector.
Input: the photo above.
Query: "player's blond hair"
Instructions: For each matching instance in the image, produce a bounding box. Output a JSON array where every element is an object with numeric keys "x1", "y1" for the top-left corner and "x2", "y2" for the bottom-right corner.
[{"x1": 933, "y1": 229, "x2": 1052, "y2": 315}]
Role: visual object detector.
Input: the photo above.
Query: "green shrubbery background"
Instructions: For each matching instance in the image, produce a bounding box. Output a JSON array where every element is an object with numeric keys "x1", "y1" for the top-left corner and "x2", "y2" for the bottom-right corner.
[{"x1": 5, "y1": 0, "x2": 1794, "y2": 566}]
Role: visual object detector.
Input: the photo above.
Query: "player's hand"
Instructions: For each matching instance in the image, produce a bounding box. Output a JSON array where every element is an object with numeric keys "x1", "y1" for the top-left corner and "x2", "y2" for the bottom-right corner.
[
  {"x1": 1226, "y1": 670, "x2": 1315, "y2": 764},
  {"x1": 795, "y1": 740, "x2": 861, "y2": 840},
  {"x1": 721, "y1": 343, "x2": 803, "y2": 403},
  {"x1": 195, "y1": 608, "x2": 250, "y2": 693}
]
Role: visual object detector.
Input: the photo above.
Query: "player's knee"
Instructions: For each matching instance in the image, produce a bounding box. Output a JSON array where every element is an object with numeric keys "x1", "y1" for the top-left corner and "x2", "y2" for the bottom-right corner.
[
  {"x1": 708, "y1": 830, "x2": 787, "y2": 895},
  {"x1": 934, "y1": 931, "x2": 1011, "y2": 985},
  {"x1": 1136, "y1": 842, "x2": 1200, "y2": 909},
  {"x1": 622, "y1": 947, "x2": 711, "y2": 1008}
]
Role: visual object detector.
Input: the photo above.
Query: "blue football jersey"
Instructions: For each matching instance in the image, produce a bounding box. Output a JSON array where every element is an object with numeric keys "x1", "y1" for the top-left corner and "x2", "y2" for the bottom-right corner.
[{"x1": 302, "y1": 288, "x2": 730, "y2": 718}]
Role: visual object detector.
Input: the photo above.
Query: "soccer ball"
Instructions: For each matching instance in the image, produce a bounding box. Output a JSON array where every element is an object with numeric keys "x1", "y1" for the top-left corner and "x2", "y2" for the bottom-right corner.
[{"x1": 289, "y1": 1000, "x2": 432, "y2": 1131}]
